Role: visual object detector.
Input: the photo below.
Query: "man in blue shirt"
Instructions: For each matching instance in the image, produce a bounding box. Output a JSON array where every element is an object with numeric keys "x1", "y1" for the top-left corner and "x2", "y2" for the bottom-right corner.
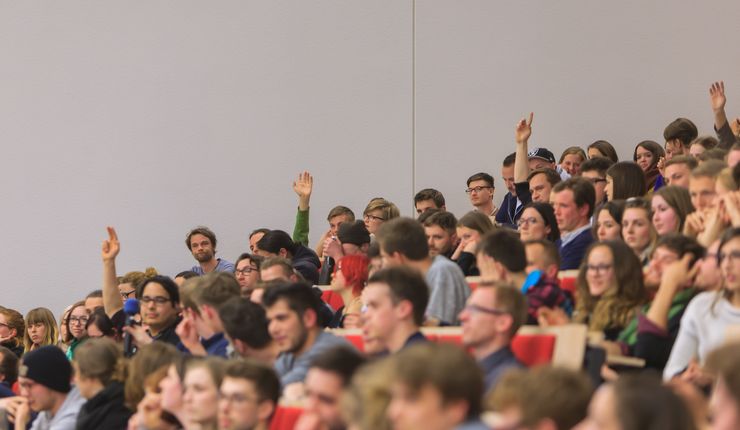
[
  {"x1": 551, "y1": 178, "x2": 595, "y2": 270},
  {"x1": 186, "y1": 226, "x2": 235, "y2": 275}
]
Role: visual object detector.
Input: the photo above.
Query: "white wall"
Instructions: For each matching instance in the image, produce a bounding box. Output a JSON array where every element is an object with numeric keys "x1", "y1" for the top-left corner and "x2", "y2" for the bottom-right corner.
[{"x1": 1, "y1": 1, "x2": 738, "y2": 315}]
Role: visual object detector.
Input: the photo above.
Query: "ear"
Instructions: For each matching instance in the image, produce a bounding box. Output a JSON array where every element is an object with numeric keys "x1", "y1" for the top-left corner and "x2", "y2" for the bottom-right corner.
[
  {"x1": 8, "y1": 328, "x2": 17, "y2": 339},
  {"x1": 392, "y1": 251, "x2": 407, "y2": 264},
  {"x1": 495, "y1": 313, "x2": 514, "y2": 336},
  {"x1": 443, "y1": 399, "x2": 469, "y2": 428},
  {"x1": 578, "y1": 204, "x2": 590, "y2": 219},
  {"x1": 302, "y1": 308, "x2": 318, "y2": 329},
  {"x1": 394, "y1": 299, "x2": 414, "y2": 322},
  {"x1": 233, "y1": 339, "x2": 249, "y2": 357},
  {"x1": 257, "y1": 400, "x2": 276, "y2": 422},
  {"x1": 279, "y1": 248, "x2": 289, "y2": 258}
]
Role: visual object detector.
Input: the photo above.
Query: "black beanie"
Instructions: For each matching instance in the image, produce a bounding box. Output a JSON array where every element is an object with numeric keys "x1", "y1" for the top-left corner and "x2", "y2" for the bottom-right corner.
[
  {"x1": 337, "y1": 221, "x2": 371, "y2": 246},
  {"x1": 19, "y1": 346, "x2": 71, "y2": 393}
]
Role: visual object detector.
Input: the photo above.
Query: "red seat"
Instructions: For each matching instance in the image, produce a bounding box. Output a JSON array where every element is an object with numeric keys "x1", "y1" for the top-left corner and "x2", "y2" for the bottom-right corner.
[
  {"x1": 269, "y1": 405, "x2": 304, "y2": 430},
  {"x1": 321, "y1": 290, "x2": 345, "y2": 311},
  {"x1": 12, "y1": 381, "x2": 19, "y2": 395},
  {"x1": 560, "y1": 277, "x2": 577, "y2": 296},
  {"x1": 344, "y1": 334, "x2": 365, "y2": 352},
  {"x1": 511, "y1": 334, "x2": 556, "y2": 367}
]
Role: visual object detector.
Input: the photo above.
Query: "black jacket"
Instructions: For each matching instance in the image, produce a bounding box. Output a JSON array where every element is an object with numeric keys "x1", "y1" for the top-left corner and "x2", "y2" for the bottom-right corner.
[{"x1": 76, "y1": 382, "x2": 132, "y2": 430}]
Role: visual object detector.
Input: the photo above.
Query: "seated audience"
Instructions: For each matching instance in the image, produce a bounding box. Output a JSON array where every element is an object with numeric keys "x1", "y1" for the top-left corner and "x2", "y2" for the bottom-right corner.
[
  {"x1": 23, "y1": 307, "x2": 58, "y2": 353},
  {"x1": 465, "y1": 172, "x2": 498, "y2": 221},
  {"x1": 234, "y1": 253, "x2": 263, "y2": 299},
  {"x1": 323, "y1": 220, "x2": 372, "y2": 264},
  {"x1": 651, "y1": 185, "x2": 695, "y2": 235},
  {"x1": 186, "y1": 226, "x2": 235, "y2": 274},
  {"x1": 705, "y1": 342, "x2": 740, "y2": 430},
  {"x1": 414, "y1": 188, "x2": 446, "y2": 217},
  {"x1": 422, "y1": 211, "x2": 458, "y2": 259},
  {"x1": 460, "y1": 283, "x2": 526, "y2": 392},
  {"x1": 689, "y1": 135, "x2": 719, "y2": 158},
  {"x1": 183, "y1": 357, "x2": 225, "y2": 430},
  {"x1": 606, "y1": 161, "x2": 646, "y2": 200},
  {"x1": 125, "y1": 342, "x2": 181, "y2": 411},
  {"x1": 490, "y1": 367, "x2": 592, "y2": 430},
  {"x1": 74, "y1": 338, "x2": 132, "y2": 429},
  {"x1": 85, "y1": 308, "x2": 118, "y2": 340},
  {"x1": 580, "y1": 157, "x2": 614, "y2": 206},
  {"x1": 218, "y1": 358, "x2": 281, "y2": 430},
  {"x1": 451, "y1": 211, "x2": 495, "y2": 276},
  {"x1": 262, "y1": 282, "x2": 350, "y2": 391},
  {"x1": 587, "y1": 140, "x2": 619, "y2": 163},
  {"x1": 297, "y1": 346, "x2": 367, "y2": 430},
  {"x1": 517, "y1": 202, "x2": 560, "y2": 242},
  {"x1": 664, "y1": 228, "x2": 740, "y2": 380},
  {"x1": 219, "y1": 297, "x2": 280, "y2": 364},
  {"x1": 83, "y1": 290, "x2": 104, "y2": 314},
  {"x1": 255, "y1": 229, "x2": 321, "y2": 285},
  {"x1": 376, "y1": 217, "x2": 470, "y2": 325},
  {"x1": 496, "y1": 153, "x2": 525, "y2": 228},
  {"x1": 593, "y1": 200, "x2": 625, "y2": 242},
  {"x1": 314, "y1": 205, "x2": 356, "y2": 259},
  {"x1": 551, "y1": 177, "x2": 596, "y2": 270},
  {"x1": 0, "y1": 346, "x2": 18, "y2": 398},
  {"x1": 621, "y1": 197, "x2": 657, "y2": 264},
  {"x1": 387, "y1": 343, "x2": 488, "y2": 430},
  {"x1": 634, "y1": 140, "x2": 665, "y2": 194},
  {"x1": 476, "y1": 230, "x2": 571, "y2": 324},
  {"x1": 664, "y1": 117, "x2": 699, "y2": 160},
  {"x1": 361, "y1": 266, "x2": 429, "y2": 353},
  {"x1": 7, "y1": 346, "x2": 86, "y2": 430},
  {"x1": 663, "y1": 155, "x2": 698, "y2": 188},
  {"x1": 524, "y1": 239, "x2": 561, "y2": 280},
  {"x1": 559, "y1": 146, "x2": 587, "y2": 177},
  {"x1": 0, "y1": 307, "x2": 25, "y2": 358},
  {"x1": 63, "y1": 301, "x2": 89, "y2": 360},
  {"x1": 340, "y1": 358, "x2": 395, "y2": 430},
  {"x1": 328, "y1": 254, "x2": 369, "y2": 328},
  {"x1": 362, "y1": 197, "x2": 400, "y2": 236}
]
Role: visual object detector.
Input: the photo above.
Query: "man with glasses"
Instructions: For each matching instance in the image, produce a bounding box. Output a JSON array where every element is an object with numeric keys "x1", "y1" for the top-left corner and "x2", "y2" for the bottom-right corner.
[
  {"x1": 465, "y1": 172, "x2": 498, "y2": 222},
  {"x1": 125, "y1": 276, "x2": 182, "y2": 347},
  {"x1": 580, "y1": 157, "x2": 614, "y2": 207},
  {"x1": 218, "y1": 358, "x2": 281, "y2": 430},
  {"x1": 459, "y1": 283, "x2": 527, "y2": 393},
  {"x1": 234, "y1": 253, "x2": 263, "y2": 299}
]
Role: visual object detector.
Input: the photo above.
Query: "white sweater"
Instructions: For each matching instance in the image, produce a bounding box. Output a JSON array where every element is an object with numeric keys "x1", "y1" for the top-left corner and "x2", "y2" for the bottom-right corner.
[{"x1": 663, "y1": 291, "x2": 740, "y2": 380}]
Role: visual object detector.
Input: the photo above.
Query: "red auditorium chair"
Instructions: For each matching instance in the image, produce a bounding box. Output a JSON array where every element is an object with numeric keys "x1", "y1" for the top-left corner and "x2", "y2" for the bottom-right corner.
[
  {"x1": 320, "y1": 290, "x2": 345, "y2": 311},
  {"x1": 269, "y1": 405, "x2": 304, "y2": 430}
]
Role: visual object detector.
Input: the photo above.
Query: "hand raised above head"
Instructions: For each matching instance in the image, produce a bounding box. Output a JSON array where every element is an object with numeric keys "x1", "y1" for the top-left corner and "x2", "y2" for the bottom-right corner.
[
  {"x1": 515, "y1": 112, "x2": 534, "y2": 144},
  {"x1": 292, "y1": 171, "x2": 314, "y2": 198},
  {"x1": 709, "y1": 81, "x2": 726, "y2": 112},
  {"x1": 102, "y1": 226, "x2": 120, "y2": 261}
]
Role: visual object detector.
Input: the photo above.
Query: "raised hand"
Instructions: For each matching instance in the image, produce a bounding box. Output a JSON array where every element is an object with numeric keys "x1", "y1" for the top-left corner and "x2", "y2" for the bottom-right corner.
[
  {"x1": 710, "y1": 81, "x2": 726, "y2": 112},
  {"x1": 102, "y1": 226, "x2": 120, "y2": 261},
  {"x1": 515, "y1": 112, "x2": 534, "y2": 144},
  {"x1": 293, "y1": 171, "x2": 313, "y2": 211}
]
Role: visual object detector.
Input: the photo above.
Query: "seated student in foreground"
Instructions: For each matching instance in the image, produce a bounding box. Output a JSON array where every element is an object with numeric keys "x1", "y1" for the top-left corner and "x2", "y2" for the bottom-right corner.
[
  {"x1": 218, "y1": 359, "x2": 281, "y2": 430},
  {"x1": 387, "y1": 343, "x2": 489, "y2": 430},
  {"x1": 460, "y1": 283, "x2": 527, "y2": 393}
]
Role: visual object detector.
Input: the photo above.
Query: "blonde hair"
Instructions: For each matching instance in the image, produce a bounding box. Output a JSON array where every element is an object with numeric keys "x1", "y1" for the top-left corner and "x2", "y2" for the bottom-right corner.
[
  {"x1": 23, "y1": 307, "x2": 59, "y2": 352},
  {"x1": 119, "y1": 267, "x2": 158, "y2": 286},
  {"x1": 363, "y1": 198, "x2": 400, "y2": 221},
  {"x1": 341, "y1": 358, "x2": 394, "y2": 430},
  {"x1": 717, "y1": 167, "x2": 738, "y2": 192}
]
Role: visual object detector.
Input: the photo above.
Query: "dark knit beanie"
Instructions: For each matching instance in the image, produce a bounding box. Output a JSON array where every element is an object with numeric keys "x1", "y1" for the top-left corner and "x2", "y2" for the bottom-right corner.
[
  {"x1": 663, "y1": 118, "x2": 698, "y2": 145},
  {"x1": 337, "y1": 221, "x2": 371, "y2": 246},
  {"x1": 19, "y1": 346, "x2": 71, "y2": 393}
]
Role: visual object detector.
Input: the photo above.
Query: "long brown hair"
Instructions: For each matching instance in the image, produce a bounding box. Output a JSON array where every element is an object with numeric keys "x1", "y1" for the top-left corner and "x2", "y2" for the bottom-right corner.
[
  {"x1": 575, "y1": 241, "x2": 647, "y2": 332},
  {"x1": 23, "y1": 308, "x2": 59, "y2": 352}
]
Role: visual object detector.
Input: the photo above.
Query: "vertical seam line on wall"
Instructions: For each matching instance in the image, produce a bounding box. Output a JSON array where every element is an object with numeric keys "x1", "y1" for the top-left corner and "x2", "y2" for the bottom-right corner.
[{"x1": 411, "y1": 0, "x2": 416, "y2": 210}]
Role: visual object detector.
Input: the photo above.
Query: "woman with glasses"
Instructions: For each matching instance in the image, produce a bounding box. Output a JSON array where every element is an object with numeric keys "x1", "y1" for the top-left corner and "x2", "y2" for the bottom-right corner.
[
  {"x1": 23, "y1": 307, "x2": 59, "y2": 353},
  {"x1": 64, "y1": 300, "x2": 90, "y2": 360},
  {"x1": 574, "y1": 241, "x2": 647, "y2": 340},
  {"x1": 622, "y1": 197, "x2": 657, "y2": 265},
  {"x1": 329, "y1": 254, "x2": 369, "y2": 328},
  {"x1": 362, "y1": 198, "x2": 400, "y2": 235},
  {"x1": 593, "y1": 201, "x2": 625, "y2": 242},
  {"x1": 664, "y1": 228, "x2": 740, "y2": 380},
  {"x1": 517, "y1": 202, "x2": 560, "y2": 242}
]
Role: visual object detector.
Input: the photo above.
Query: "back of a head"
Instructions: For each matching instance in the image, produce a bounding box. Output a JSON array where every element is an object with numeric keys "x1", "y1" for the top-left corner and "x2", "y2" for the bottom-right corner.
[
  {"x1": 664, "y1": 117, "x2": 699, "y2": 146},
  {"x1": 613, "y1": 373, "x2": 697, "y2": 430},
  {"x1": 392, "y1": 342, "x2": 484, "y2": 420},
  {"x1": 309, "y1": 345, "x2": 367, "y2": 387},
  {"x1": 75, "y1": 337, "x2": 124, "y2": 386},
  {"x1": 192, "y1": 271, "x2": 240, "y2": 309},
  {"x1": 491, "y1": 366, "x2": 592, "y2": 430},
  {"x1": 367, "y1": 266, "x2": 429, "y2": 327},
  {"x1": 218, "y1": 297, "x2": 271, "y2": 349},
  {"x1": 476, "y1": 229, "x2": 527, "y2": 274},
  {"x1": 375, "y1": 217, "x2": 429, "y2": 261},
  {"x1": 261, "y1": 282, "x2": 320, "y2": 318},
  {"x1": 257, "y1": 230, "x2": 295, "y2": 255},
  {"x1": 606, "y1": 162, "x2": 645, "y2": 200}
]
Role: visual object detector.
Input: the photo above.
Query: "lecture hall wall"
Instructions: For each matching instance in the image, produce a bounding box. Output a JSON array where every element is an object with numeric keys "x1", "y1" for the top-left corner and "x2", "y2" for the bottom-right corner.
[{"x1": 2, "y1": 1, "x2": 738, "y2": 315}]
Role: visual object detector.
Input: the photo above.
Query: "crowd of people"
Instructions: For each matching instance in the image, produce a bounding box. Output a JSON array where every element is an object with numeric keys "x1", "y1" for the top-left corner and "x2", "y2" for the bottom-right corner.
[{"x1": 1, "y1": 81, "x2": 740, "y2": 430}]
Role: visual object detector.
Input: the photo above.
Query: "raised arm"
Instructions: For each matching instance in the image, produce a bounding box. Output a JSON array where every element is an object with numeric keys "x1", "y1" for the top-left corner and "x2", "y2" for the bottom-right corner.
[
  {"x1": 292, "y1": 171, "x2": 313, "y2": 246},
  {"x1": 709, "y1": 81, "x2": 736, "y2": 149},
  {"x1": 514, "y1": 113, "x2": 534, "y2": 183},
  {"x1": 102, "y1": 226, "x2": 124, "y2": 317}
]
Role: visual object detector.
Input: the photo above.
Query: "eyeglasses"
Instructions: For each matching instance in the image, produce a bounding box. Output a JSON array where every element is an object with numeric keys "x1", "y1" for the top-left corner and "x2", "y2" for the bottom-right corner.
[
  {"x1": 120, "y1": 289, "x2": 136, "y2": 300},
  {"x1": 463, "y1": 304, "x2": 508, "y2": 316},
  {"x1": 69, "y1": 317, "x2": 89, "y2": 326},
  {"x1": 517, "y1": 217, "x2": 540, "y2": 227},
  {"x1": 235, "y1": 266, "x2": 258, "y2": 275},
  {"x1": 364, "y1": 214, "x2": 386, "y2": 222},
  {"x1": 465, "y1": 186, "x2": 492, "y2": 194},
  {"x1": 586, "y1": 263, "x2": 613, "y2": 273},
  {"x1": 220, "y1": 393, "x2": 259, "y2": 405},
  {"x1": 140, "y1": 296, "x2": 171, "y2": 305}
]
